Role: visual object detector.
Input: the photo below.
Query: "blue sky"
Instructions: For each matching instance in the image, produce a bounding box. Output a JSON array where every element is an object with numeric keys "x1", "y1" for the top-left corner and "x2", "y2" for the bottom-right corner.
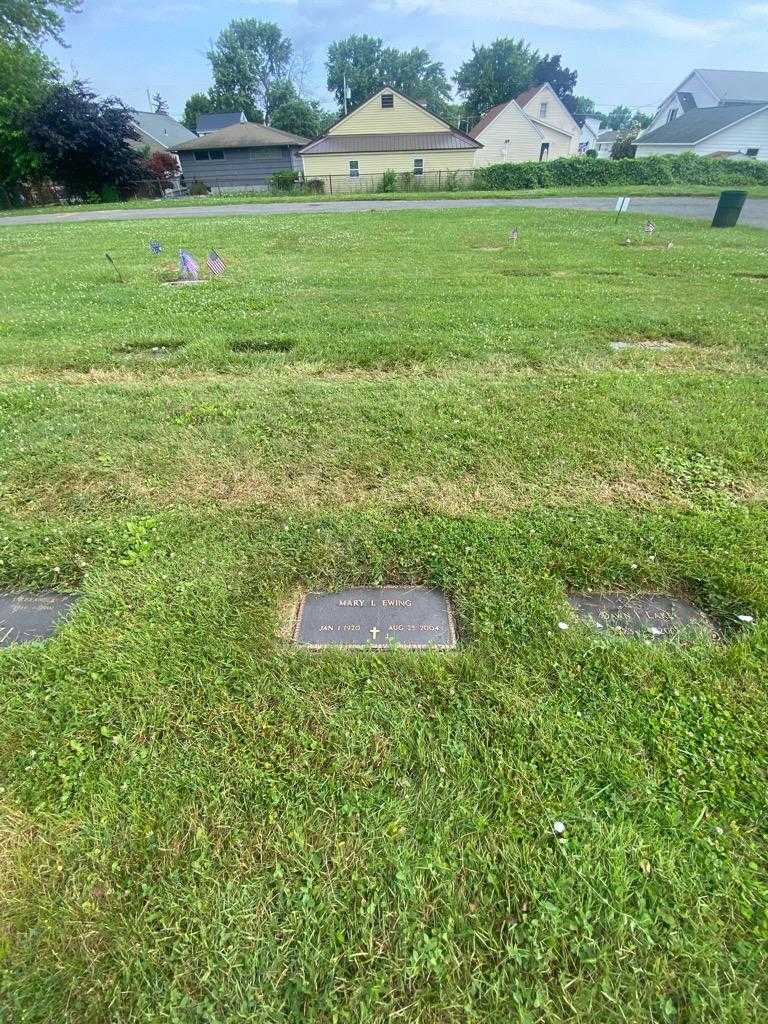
[{"x1": 46, "y1": 0, "x2": 768, "y2": 118}]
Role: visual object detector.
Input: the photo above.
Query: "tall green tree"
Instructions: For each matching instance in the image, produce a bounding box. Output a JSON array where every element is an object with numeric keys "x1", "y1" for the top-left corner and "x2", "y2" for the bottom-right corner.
[
  {"x1": 207, "y1": 19, "x2": 292, "y2": 124},
  {"x1": 327, "y1": 34, "x2": 451, "y2": 115},
  {"x1": 532, "y1": 53, "x2": 577, "y2": 103},
  {"x1": 0, "y1": 0, "x2": 80, "y2": 45},
  {"x1": 26, "y1": 80, "x2": 144, "y2": 198},
  {"x1": 0, "y1": 39, "x2": 58, "y2": 197},
  {"x1": 181, "y1": 91, "x2": 213, "y2": 131},
  {"x1": 604, "y1": 105, "x2": 634, "y2": 131},
  {"x1": 454, "y1": 38, "x2": 539, "y2": 121}
]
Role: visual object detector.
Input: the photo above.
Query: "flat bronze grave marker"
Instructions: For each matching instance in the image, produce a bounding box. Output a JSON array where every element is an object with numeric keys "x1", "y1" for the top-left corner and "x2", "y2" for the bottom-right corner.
[
  {"x1": 292, "y1": 586, "x2": 456, "y2": 650},
  {"x1": 0, "y1": 590, "x2": 78, "y2": 648},
  {"x1": 567, "y1": 592, "x2": 716, "y2": 639}
]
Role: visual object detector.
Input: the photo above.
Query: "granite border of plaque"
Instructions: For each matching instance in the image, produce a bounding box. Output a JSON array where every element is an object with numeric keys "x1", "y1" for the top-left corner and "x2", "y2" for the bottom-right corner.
[
  {"x1": 0, "y1": 590, "x2": 79, "y2": 648},
  {"x1": 566, "y1": 591, "x2": 718, "y2": 640},
  {"x1": 291, "y1": 585, "x2": 457, "y2": 651}
]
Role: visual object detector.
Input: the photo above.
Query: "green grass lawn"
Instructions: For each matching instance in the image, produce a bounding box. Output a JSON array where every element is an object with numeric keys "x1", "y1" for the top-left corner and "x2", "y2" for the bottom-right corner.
[
  {"x1": 0, "y1": 206, "x2": 767, "y2": 1023},
  {"x1": 3, "y1": 182, "x2": 768, "y2": 217}
]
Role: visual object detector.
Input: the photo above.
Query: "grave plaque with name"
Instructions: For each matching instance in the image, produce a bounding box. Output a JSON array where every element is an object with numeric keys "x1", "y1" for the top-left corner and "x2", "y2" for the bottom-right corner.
[
  {"x1": 0, "y1": 590, "x2": 78, "y2": 648},
  {"x1": 293, "y1": 586, "x2": 456, "y2": 650},
  {"x1": 566, "y1": 592, "x2": 716, "y2": 639}
]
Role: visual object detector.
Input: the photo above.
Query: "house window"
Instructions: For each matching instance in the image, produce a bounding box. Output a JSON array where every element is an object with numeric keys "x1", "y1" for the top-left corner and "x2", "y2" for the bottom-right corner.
[
  {"x1": 539, "y1": 102, "x2": 548, "y2": 119},
  {"x1": 194, "y1": 151, "x2": 210, "y2": 161},
  {"x1": 413, "y1": 158, "x2": 424, "y2": 175},
  {"x1": 381, "y1": 94, "x2": 394, "y2": 108},
  {"x1": 539, "y1": 142, "x2": 550, "y2": 162},
  {"x1": 666, "y1": 108, "x2": 678, "y2": 123},
  {"x1": 746, "y1": 147, "x2": 759, "y2": 157},
  {"x1": 349, "y1": 160, "x2": 359, "y2": 178},
  {"x1": 209, "y1": 150, "x2": 225, "y2": 160}
]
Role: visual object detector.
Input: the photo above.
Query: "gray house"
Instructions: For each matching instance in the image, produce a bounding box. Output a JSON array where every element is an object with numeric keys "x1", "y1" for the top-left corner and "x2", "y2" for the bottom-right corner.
[{"x1": 174, "y1": 123, "x2": 310, "y2": 191}]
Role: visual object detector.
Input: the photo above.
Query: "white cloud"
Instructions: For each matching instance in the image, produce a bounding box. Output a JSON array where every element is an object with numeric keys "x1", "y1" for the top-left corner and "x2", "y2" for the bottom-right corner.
[{"x1": 373, "y1": 0, "x2": 736, "y2": 42}]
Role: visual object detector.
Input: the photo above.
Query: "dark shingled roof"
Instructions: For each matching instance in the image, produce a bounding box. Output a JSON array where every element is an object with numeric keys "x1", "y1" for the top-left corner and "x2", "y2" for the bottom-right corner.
[
  {"x1": 299, "y1": 131, "x2": 480, "y2": 155},
  {"x1": 515, "y1": 85, "x2": 543, "y2": 108},
  {"x1": 637, "y1": 103, "x2": 767, "y2": 145},
  {"x1": 196, "y1": 112, "x2": 246, "y2": 133},
  {"x1": 176, "y1": 122, "x2": 309, "y2": 151}
]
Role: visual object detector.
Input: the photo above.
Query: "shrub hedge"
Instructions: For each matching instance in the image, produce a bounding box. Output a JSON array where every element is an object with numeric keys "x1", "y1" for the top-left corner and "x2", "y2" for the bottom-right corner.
[{"x1": 473, "y1": 152, "x2": 768, "y2": 191}]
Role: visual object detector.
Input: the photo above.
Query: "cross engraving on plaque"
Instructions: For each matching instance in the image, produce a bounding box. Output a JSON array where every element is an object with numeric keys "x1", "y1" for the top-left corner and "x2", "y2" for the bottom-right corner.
[{"x1": 369, "y1": 627, "x2": 380, "y2": 641}]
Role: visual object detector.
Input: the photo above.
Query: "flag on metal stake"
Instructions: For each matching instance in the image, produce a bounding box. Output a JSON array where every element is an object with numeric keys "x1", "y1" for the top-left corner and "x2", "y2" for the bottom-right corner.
[
  {"x1": 207, "y1": 249, "x2": 226, "y2": 275},
  {"x1": 509, "y1": 227, "x2": 519, "y2": 244},
  {"x1": 179, "y1": 250, "x2": 199, "y2": 279}
]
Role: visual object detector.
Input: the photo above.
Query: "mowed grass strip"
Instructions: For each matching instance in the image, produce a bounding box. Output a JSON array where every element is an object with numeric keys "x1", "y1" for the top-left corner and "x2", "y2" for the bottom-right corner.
[{"x1": 0, "y1": 207, "x2": 767, "y2": 1022}]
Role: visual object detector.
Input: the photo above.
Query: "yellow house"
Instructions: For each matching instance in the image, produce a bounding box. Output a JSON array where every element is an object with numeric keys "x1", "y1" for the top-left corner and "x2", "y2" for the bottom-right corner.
[
  {"x1": 514, "y1": 83, "x2": 580, "y2": 158},
  {"x1": 299, "y1": 86, "x2": 481, "y2": 188},
  {"x1": 470, "y1": 99, "x2": 546, "y2": 166}
]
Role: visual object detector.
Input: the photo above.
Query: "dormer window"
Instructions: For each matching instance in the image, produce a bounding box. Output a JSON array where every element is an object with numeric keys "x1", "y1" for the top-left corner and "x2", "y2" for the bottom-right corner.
[
  {"x1": 381, "y1": 94, "x2": 394, "y2": 108},
  {"x1": 667, "y1": 108, "x2": 678, "y2": 123}
]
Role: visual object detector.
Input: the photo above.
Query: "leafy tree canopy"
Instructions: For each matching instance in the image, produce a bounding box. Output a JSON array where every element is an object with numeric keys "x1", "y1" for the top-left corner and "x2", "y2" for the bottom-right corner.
[
  {"x1": 327, "y1": 34, "x2": 451, "y2": 116},
  {"x1": 454, "y1": 37, "x2": 539, "y2": 121},
  {"x1": 603, "y1": 105, "x2": 635, "y2": 131},
  {"x1": 532, "y1": 53, "x2": 577, "y2": 101},
  {"x1": 207, "y1": 19, "x2": 292, "y2": 124},
  {"x1": 0, "y1": 0, "x2": 80, "y2": 45},
  {"x1": 0, "y1": 39, "x2": 58, "y2": 193},
  {"x1": 26, "y1": 79, "x2": 144, "y2": 197},
  {"x1": 181, "y1": 89, "x2": 263, "y2": 131}
]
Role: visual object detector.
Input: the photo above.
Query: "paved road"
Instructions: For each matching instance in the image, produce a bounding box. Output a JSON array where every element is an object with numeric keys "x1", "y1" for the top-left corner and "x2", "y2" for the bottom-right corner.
[{"x1": 2, "y1": 194, "x2": 767, "y2": 228}]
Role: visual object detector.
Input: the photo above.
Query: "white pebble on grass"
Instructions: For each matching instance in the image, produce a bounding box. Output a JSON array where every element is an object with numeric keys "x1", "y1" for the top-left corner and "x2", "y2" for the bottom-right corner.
[
  {"x1": 557, "y1": 621, "x2": 570, "y2": 630},
  {"x1": 737, "y1": 614, "x2": 754, "y2": 623},
  {"x1": 553, "y1": 821, "x2": 566, "y2": 836}
]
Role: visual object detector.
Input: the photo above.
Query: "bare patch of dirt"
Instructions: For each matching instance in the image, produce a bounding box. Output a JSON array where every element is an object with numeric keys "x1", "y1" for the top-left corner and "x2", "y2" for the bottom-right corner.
[{"x1": 610, "y1": 338, "x2": 690, "y2": 352}]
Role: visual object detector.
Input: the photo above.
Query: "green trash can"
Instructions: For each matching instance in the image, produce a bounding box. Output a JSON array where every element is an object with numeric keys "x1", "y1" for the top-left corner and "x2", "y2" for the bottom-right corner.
[{"x1": 711, "y1": 190, "x2": 748, "y2": 227}]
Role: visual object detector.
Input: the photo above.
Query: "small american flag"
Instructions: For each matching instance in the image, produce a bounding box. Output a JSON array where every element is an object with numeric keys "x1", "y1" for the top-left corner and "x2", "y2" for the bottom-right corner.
[
  {"x1": 149, "y1": 240, "x2": 161, "y2": 255},
  {"x1": 179, "y1": 250, "x2": 199, "y2": 279},
  {"x1": 207, "y1": 249, "x2": 226, "y2": 276},
  {"x1": 509, "y1": 227, "x2": 519, "y2": 244}
]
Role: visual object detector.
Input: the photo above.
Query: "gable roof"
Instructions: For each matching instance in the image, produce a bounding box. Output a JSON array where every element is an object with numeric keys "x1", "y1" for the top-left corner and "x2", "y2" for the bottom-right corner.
[
  {"x1": 301, "y1": 85, "x2": 481, "y2": 156},
  {"x1": 695, "y1": 69, "x2": 768, "y2": 104},
  {"x1": 515, "y1": 82, "x2": 578, "y2": 131},
  {"x1": 515, "y1": 84, "x2": 546, "y2": 108},
  {"x1": 130, "y1": 111, "x2": 196, "y2": 150},
  {"x1": 322, "y1": 85, "x2": 458, "y2": 137},
  {"x1": 197, "y1": 112, "x2": 247, "y2": 133},
  {"x1": 469, "y1": 101, "x2": 509, "y2": 138},
  {"x1": 597, "y1": 130, "x2": 620, "y2": 142},
  {"x1": 636, "y1": 102, "x2": 767, "y2": 145},
  {"x1": 175, "y1": 123, "x2": 309, "y2": 151}
]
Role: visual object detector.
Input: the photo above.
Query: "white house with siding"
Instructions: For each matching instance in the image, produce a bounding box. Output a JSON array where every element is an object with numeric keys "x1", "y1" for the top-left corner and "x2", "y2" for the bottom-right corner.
[
  {"x1": 514, "y1": 83, "x2": 580, "y2": 158},
  {"x1": 469, "y1": 98, "x2": 545, "y2": 165},
  {"x1": 636, "y1": 69, "x2": 768, "y2": 160},
  {"x1": 635, "y1": 104, "x2": 768, "y2": 160}
]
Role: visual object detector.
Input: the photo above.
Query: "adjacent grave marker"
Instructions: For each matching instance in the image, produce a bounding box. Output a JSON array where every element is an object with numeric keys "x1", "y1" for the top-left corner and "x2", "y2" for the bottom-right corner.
[
  {"x1": 292, "y1": 586, "x2": 456, "y2": 650},
  {"x1": 0, "y1": 590, "x2": 78, "y2": 648},
  {"x1": 566, "y1": 592, "x2": 716, "y2": 639}
]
